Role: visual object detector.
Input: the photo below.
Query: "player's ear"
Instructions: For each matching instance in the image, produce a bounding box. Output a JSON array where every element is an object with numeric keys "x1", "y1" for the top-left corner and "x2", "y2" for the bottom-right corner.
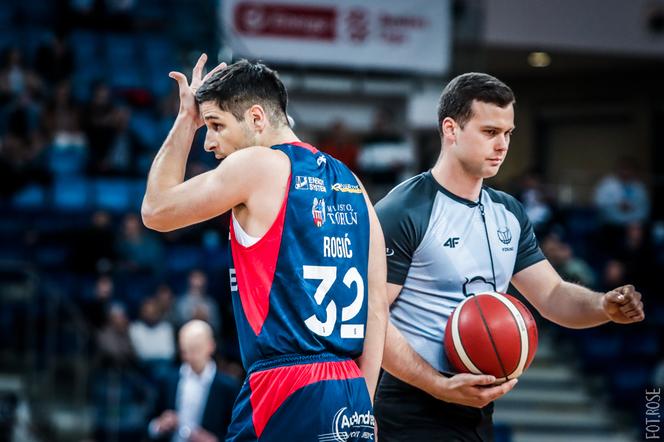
[{"x1": 247, "y1": 104, "x2": 267, "y2": 132}]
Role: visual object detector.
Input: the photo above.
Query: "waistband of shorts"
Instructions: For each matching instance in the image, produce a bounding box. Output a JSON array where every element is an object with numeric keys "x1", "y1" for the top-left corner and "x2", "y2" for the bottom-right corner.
[{"x1": 247, "y1": 352, "x2": 352, "y2": 374}]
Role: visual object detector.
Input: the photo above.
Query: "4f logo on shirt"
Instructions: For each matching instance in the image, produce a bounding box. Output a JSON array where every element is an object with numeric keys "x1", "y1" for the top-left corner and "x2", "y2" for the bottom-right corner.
[
  {"x1": 444, "y1": 237, "x2": 460, "y2": 248},
  {"x1": 312, "y1": 197, "x2": 326, "y2": 227}
]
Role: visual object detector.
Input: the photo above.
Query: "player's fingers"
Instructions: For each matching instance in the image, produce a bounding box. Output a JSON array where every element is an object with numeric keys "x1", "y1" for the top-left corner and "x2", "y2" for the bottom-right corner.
[
  {"x1": 202, "y1": 61, "x2": 227, "y2": 83},
  {"x1": 192, "y1": 53, "x2": 208, "y2": 81},
  {"x1": 168, "y1": 71, "x2": 188, "y2": 91}
]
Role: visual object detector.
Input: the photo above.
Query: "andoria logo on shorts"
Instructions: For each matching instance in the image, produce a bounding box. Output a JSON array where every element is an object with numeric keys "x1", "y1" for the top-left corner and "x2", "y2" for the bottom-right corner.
[{"x1": 317, "y1": 407, "x2": 375, "y2": 441}]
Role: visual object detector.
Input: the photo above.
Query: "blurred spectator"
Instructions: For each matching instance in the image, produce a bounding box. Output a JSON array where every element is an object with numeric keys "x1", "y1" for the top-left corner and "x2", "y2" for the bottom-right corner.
[
  {"x1": 175, "y1": 270, "x2": 221, "y2": 333},
  {"x1": 516, "y1": 170, "x2": 554, "y2": 233},
  {"x1": 116, "y1": 213, "x2": 164, "y2": 276},
  {"x1": 34, "y1": 33, "x2": 75, "y2": 85},
  {"x1": 106, "y1": 107, "x2": 144, "y2": 175},
  {"x1": 71, "y1": 210, "x2": 116, "y2": 274},
  {"x1": 0, "y1": 47, "x2": 42, "y2": 102},
  {"x1": 617, "y1": 222, "x2": 656, "y2": 293},
  {"x1": 96, "y1": 302, "x2": 137, "y2": 367},
  {"x1": 541, "y1": 233, "x2": 596, "y2": 288},
  {"x1": 600, "y1": 259, "x2": 628, "y2": 293},
  {"x1": 148, "y1": 320, "x2": 239, "y2": 442},
  {"x1": 357, "y1": 108, "x2": 414, "y2": 195},
  {"x1": 318, "y1": 120, "x2": 360, "y2": 172},
  {"x1": 154, "y1": 283, "x2": 178, "y2": 327},
  {"x1": 129, "y1": 297, "x2": 176, "y2": 364},
  {"x1": 83, "y1": 274, "x2": 115, "y2": 329},
  {"x1": 42, "y1": 80, "x2": 86, "y2": 151},
  {"x1": 83, "y1": 81, "x2": 120, "y2": 174},
  {"x1": 594, "y1": 158, "x2": 650, "y2": 227}
]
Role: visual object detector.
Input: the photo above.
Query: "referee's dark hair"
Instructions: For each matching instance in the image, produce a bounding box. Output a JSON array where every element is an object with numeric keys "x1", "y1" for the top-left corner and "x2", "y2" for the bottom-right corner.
[
  {"x1": 437, "y1": 73, "x2": 514, "y2": 134},
  {"x1": 196, "y1": 59, "x2": 289, "y2": 127}
]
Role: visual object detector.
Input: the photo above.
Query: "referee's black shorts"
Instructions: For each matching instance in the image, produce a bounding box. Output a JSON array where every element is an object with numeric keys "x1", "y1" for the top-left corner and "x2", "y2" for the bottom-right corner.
[{"x1": 374, "y1": 372, "x2": 495, "y2": 442}]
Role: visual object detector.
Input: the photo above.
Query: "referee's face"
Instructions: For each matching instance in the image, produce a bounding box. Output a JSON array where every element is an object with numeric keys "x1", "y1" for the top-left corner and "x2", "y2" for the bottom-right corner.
[{"x1": 454, "y1": 100, "x2": 515, "y2": 179}]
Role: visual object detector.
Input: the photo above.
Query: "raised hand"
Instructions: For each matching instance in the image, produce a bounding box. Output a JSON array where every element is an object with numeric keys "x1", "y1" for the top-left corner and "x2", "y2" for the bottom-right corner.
[{"x1": 168, "y1": 53, "x2": 227, "y2": 127}]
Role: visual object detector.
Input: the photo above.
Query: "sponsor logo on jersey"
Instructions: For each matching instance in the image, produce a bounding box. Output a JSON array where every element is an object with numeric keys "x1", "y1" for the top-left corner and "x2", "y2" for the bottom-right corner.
[
  {"x1": 444, "y1": 237, "x2": 460, "y2": 248},
  {"x1": 317, "y1": 407, "x2": 375, "y2": 441},
  {"x1": 326, "y1": 203, "x2": 359, "y2": 226},
  {"x1": 332, "y1": 182, "x2": 362, "y2": 194},
  {"x1": 497, "y1": 227, "x2": 512, "y2": 245},
  {"x1": 295, "y1": 175, "x2": 327, "y2": 192},
  {"x1": 317, "y1": 155, "x2": 327, "y2": 167},
  {"x1": 312, "y1": 197, "x2": 326, "y2": 227},
  {"x1": 324, "y1": 234, "x2": 353, "y2": 258},
  {"x1": 386, "y1": 248, "x2": 395, "y2": 257}
]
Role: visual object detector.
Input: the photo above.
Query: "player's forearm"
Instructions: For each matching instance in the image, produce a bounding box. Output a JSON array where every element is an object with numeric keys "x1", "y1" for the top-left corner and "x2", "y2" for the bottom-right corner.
[
  {"x1": 142, "y1": 115, "x2": 198, "y2": 224},
  {"x1": 382, "y1": 322, "x2": 445, "y2": 397},
  {"x1": 541, "y1": 280, "x2": 609, "y2": 328},
  {"x1": 358, "y1": 287, "x2": 388, "y2": 403}
]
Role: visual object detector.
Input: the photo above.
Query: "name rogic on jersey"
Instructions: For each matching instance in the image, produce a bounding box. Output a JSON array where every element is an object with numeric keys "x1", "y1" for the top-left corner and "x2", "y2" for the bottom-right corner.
[{"x1": 229, "y1": 142, "x2": 370, "y2": 370}]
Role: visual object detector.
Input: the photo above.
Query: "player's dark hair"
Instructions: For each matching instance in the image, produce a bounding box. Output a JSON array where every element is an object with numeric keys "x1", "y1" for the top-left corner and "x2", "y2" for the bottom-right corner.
[
  {"x1": 437, "y1": 72, "x2": 514, "y2": 133},
  {"x1": 195, "y1": 59, "x2": 289, "y2": 126}
]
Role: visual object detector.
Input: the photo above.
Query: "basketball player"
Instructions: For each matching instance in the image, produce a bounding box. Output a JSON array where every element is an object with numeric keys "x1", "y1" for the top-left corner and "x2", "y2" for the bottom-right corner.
[
  {"x1": 374, "y1": 72, "x2": 645, "y2": 441},
  {"x1": 142, "y1": 55, "x2": 387, "y2": 441}
]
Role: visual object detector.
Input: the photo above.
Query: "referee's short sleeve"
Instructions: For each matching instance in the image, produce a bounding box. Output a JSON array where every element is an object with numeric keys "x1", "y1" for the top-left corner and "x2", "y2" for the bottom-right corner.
[
  {"x1": 375, "y1": 175, "x2": 434, "y2": 286},
  {"x1": 513, "y1": 200, "x2": 546, "y2": 274},
  {"x1": 376, "y1": 204, "x2": 418, "y2": 285}
]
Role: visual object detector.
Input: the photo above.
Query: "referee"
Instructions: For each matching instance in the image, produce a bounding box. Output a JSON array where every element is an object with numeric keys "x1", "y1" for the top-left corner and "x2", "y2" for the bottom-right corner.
[{"x1": 373, "y1": 73, "x2": 645, "y2": 441}]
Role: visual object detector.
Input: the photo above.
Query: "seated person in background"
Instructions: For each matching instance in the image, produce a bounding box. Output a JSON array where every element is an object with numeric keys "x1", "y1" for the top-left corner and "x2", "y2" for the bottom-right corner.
[{"x1": 148, "y1": 320, "x2": 239, "y2": 442}]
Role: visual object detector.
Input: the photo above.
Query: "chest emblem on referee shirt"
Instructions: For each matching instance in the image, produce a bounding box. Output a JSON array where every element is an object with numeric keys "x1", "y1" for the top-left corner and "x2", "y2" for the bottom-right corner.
[
  {"x1": 312, "y1": 197, "x2": 326, "y2": 227},
  {"x1": 497, "y1": 227, "x2": 512, "y2": 245}
]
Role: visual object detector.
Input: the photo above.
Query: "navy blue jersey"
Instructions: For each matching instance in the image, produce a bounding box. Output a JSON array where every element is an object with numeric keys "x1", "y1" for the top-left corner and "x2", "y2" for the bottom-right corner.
[{"x1": 229, "y1": 142, "x2": 370, "y2": 371}]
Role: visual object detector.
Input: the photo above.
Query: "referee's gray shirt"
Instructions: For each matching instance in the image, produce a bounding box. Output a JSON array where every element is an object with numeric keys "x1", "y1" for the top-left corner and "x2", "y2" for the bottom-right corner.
[{"x1": 375, "y1": 171, "x2": 545, "y2": 373}]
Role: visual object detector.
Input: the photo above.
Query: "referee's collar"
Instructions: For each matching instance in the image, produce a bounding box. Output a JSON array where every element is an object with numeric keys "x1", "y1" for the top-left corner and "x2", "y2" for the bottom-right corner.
[{"x1": 426, "y1": 170, "x2": 481, "y2": 207}]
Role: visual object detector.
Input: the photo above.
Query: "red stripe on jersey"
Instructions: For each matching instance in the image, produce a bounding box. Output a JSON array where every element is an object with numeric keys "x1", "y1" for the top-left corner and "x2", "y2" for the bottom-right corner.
[
  {"x1": 248, "y1": 359, "x2": 362, "y2": 437},
  {"x1": 230, "y1": 175, "x2": 291, "y2": 335},
  {"x1": 289, "y1": 141, "x2": 319, "y2": 154}
]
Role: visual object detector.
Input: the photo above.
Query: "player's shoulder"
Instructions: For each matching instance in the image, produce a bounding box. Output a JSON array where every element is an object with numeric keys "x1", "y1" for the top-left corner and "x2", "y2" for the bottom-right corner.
[{"x1": 221, "y1": 146, "x2": 289, "y2": 172}]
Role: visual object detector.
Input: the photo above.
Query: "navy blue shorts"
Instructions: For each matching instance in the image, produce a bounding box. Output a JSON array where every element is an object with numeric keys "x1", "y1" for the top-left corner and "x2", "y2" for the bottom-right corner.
[{"x1": 226, "y1": 354, "x2": 374, "y2": 442}]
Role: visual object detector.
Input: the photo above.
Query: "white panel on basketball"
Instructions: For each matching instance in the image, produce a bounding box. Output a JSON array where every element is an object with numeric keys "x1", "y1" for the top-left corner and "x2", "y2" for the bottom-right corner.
[
  {"x1": 450, "y1": 296, "x2": 483, "y2": 375},
  {"x1": 488, "y1": 292, "x2": 529, "y2": 379}
]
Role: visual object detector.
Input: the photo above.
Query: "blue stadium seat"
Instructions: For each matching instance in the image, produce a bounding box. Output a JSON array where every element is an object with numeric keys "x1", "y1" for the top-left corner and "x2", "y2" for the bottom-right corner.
[
  {"x1": 53, "y1": 176, "x2": 91, "y2": 211},
  {"x1": 11, "y1": 184, "x2": 46, "y2": 209},
  {"x1": 130, "y1": 111, "x2": 159, "y2": 147},
  {"x1": 93, "y1": 179, "x2": 133, "y2": 212},
  {"x1": 48, "y1": 146, "x2": 87, "y2": 176},
  {"x1": 165, "y1": 246, "x2": 203, "y2": 273}
]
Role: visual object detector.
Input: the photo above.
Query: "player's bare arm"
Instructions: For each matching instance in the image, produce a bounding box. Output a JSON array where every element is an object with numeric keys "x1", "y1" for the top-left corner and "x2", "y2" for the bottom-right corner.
[
  {"x1": 381, "y1": 283, "x2": 517, "y2": 408},
  {"x1": 142, "y1": 54, "x2": 287, "y2": 232},
  {"x1": 512, "y1": 260, "x2": 645, "y2": 328}
]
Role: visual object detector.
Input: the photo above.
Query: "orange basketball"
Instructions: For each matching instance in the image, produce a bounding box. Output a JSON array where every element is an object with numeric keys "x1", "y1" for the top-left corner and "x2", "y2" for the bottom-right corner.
[{"x1": 444, "y1": 292, "x2": 538, "y2": 382}]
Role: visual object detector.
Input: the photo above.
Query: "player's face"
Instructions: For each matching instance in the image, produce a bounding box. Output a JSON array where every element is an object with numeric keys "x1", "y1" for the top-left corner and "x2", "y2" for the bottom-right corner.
[
  {"x1": 200, "y1": 101, "x2": 257, "y2": 160},
  {"x1": 453, "y1": 100, "x2": 515, "y2": 179}
]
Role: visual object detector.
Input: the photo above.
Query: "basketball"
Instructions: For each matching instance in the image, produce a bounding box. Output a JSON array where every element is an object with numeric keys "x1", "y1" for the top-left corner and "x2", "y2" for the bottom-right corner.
[{"x1": 444, "y1": 292, "x2": 538, "y2": 382}]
